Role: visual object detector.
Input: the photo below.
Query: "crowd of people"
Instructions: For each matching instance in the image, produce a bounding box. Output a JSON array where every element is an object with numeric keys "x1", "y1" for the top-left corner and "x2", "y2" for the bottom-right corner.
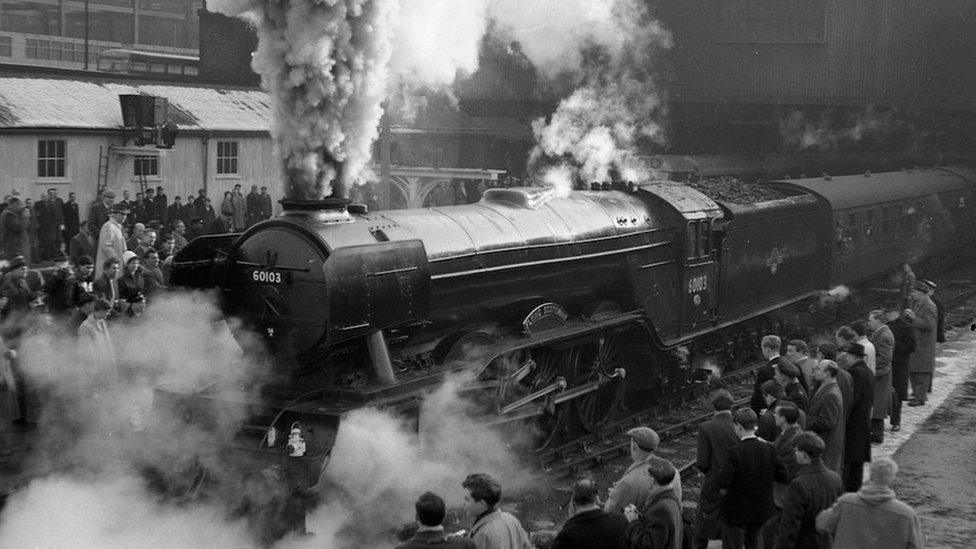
[
  {"x1": 0, "y1": 184, "x2": 278, "y2": 431},
  {"x1": 0, "y1": 183, "x2": 275, "y2": 268},
  {"x1": 397, "y1": 289, "x2": 940, "y2": 549}
]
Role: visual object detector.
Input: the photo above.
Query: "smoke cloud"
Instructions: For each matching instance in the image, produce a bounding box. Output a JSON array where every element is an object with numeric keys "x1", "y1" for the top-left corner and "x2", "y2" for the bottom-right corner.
[
  {"x1": 208, "y1": 0, "x2": 672, "y2": 200},
  {"x1": 0, "y1": 293, "x2": 532, "y2": 548},
  {"x1": 526, "y1": 1, "x2": 672, "y2": 186},
  {"x1": 208, "y1": 0, "x2": 399, "y2": 200}
]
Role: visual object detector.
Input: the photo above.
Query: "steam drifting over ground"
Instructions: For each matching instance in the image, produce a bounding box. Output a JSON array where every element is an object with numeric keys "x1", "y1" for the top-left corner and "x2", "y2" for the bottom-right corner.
[{"x1": 0, "y1": 293, "x2": 531, "y2": 548}]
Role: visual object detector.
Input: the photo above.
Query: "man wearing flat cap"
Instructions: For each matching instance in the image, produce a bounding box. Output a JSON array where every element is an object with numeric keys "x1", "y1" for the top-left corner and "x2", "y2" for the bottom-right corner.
[
  {"x1": 904, "y1": 282, "x2": 938, "y2": 406},
  {"x1": 605, "y1": 426, "x2": 681, "y2": 515},
  {"x1": 772, "y1": 432, "x2": 842, "y2": 549},
  {"x1": 95, "y1": 204, "x2": 127, "y2": 279},
  {"x1": 837, "y1": 343, "x2": 872, "y2": 492}
]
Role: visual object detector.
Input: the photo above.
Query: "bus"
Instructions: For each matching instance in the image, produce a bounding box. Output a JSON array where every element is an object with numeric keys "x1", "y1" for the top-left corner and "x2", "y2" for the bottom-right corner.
[{"x1": 97, "y1": 48, "x2": 199, "y2": 80}]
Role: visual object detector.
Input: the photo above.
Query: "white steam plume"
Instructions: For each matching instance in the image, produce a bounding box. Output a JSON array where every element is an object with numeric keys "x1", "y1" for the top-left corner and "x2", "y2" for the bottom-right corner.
[
  {"x1": 0, "y1": 292, "x2": 269, "y2": 547},
  {"x1": 282, "y1": 373, "x2": 533, "y2": 548},
  {"x1": 209, "y1": 0, "x2": 399, "y2": 200},
  {"x1": 526, "y1": 1, "x2": 672, "y2": 186}
]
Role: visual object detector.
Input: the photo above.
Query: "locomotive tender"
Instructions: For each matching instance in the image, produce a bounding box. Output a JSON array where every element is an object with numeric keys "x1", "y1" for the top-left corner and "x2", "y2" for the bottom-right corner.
[{"x1": 167, "y1": 165, "x2": 976, "y2": 489}]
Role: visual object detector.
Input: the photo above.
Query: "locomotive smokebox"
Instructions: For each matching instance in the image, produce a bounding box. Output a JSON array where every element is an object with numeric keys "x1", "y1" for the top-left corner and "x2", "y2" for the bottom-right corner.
[{"x1": 279, "y1": 197, "x2": 354, "y2": 224}]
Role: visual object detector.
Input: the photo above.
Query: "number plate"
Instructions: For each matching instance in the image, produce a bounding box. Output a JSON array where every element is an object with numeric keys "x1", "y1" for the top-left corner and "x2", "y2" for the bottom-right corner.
[{"x1": 249, "y1": 269, "x2": 290, "y2": 285}]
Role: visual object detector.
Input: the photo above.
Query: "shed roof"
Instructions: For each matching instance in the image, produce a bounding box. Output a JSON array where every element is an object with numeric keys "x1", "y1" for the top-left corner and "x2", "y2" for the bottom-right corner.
[
  {"x1": 0, "y1": 73, "x2": 274, "y2": 132},
  {"x1": 765, "y1": 167, "x2": 976, "y2": 210}
]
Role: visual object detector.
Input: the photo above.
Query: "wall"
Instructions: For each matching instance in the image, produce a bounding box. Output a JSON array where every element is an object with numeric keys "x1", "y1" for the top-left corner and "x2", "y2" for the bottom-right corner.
[{"x1": 0, "y1": 129, "x2": 282, "y2": 220}]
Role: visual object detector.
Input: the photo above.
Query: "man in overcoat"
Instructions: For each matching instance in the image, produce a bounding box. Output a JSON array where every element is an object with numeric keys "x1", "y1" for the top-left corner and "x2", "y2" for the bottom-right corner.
[
  {"x1": 905, "y1": 283, "x2": 938, "y2": 405},
  {"x1": 624, "y1": 460, "x2": 683, "y2": 549},
  {"x1": 693, "y1": 390, "x2": 740, "y2": 549},
  {"x1": 886, "y1": 306, "x2": 915, "y2": 431},
  {"x1": 95, "y1": 206, "x2": 127, "y2": 279},
  {"x1": 837, "y1": 344, "x2": 872, "y2": 492},
  {"x1": 867, "y1": 310, "x2": 894, "y2": 443},
  {"x1": 606, "y1": 427, "x2": 682, "y2": 514},
  {"x1": 773, "y1": 432, "x2": 843, "y2": 549},
  {"x1": 0, "y1": 198, "x2": 28, "y2": 260},
  {"x1": 806, "y1": 360, "x2": 845, "y2": 474},
  {"x1": 552, "y1": 477, "x2": 627, "y2": 549}
]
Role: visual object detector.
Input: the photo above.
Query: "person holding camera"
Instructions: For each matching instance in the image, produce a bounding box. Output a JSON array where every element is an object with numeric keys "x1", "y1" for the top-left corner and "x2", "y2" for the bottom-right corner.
[{"x1": 623, "y1": 460, "x2": 682, "y2": 549}]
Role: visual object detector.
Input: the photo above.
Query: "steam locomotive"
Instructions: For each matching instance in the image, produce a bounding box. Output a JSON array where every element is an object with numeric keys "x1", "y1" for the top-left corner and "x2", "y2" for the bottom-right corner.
[{"x1": 165, "y1": 165, "x2": 976, "y2": 497}]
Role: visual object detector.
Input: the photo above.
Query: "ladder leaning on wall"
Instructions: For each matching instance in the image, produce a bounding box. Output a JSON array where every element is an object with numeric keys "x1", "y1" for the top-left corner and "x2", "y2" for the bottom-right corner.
[{"x1": 96, "y1": 146, "x2": 110, "y2": 194}]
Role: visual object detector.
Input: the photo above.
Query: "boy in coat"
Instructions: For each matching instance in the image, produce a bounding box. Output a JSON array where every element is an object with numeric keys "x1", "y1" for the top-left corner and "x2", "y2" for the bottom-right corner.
[
  {"x1": 624, "y1": 460, "x2": 683, "y2": 549},
  {"x1": 718, "y1": 408, "x2": 788, "y2": 549},
  {"x1": 773, "y1": 432, "x2": 843, "y2": 549},
  {"x1": 396, "y1": 492, "x2": 474, "y2": 549}
]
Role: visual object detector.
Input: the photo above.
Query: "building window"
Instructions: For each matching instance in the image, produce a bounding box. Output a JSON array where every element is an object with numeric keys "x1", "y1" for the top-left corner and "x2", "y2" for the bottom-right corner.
[
  {"x1": 217, "y1": 141, "x2": 239, "y2": 175},
  {"x1": 37, "y1": 139, "x2": 66, "y2": 178},
  {"x1": 134, "y1": 156, "x2": 159, "y2": 177},
  {"x1": 0, "y1": 36, "x2": 11, "y2": 57},
  {"x1": 719, "y1": 0, "x2": 826, "y2": 44}
]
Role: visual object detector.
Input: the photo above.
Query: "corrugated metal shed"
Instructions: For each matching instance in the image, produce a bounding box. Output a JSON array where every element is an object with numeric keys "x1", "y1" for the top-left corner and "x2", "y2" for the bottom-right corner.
[{"x1": 0, "y1": 73, "x2": 273, "y2": 131}]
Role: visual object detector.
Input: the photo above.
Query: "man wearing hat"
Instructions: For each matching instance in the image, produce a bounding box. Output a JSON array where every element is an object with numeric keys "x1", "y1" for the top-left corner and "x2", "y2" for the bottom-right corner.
[
  {"x1": 605, "y1": 426, "x2": 681, "y2": 514},
  {"x1": 904, "y1": 282, "x2": 937, "y2": 406},
  {"x1": 95, "y1": 204, "x2": 127, "y2": 279},
  {"x1": 0, "y1": 197, "x2": 29, "y2": 260},
  {"x1": 774, "y1": 359, "x2": 808, "y2": 412},
  {"x1": 772, "y1": 432, "x2": 843, "y2": 549},
  {"x1": 553, "y1": 477, "x2": 628, "y2": 549},
  {"x1": 88, "y1": 189, "x2": 114, "y2": 245},
  {"x1": 836, "y1": 343, "x2": 872, "y2": 492},
  {"x1": 921, "y1": 279, "x2": 945, "y2": 344}
]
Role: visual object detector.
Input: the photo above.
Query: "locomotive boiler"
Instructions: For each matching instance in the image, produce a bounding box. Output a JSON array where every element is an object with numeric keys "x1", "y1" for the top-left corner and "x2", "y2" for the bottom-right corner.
[{"x1": 166, "y1": 165, "x2": 976, "y2": 496}]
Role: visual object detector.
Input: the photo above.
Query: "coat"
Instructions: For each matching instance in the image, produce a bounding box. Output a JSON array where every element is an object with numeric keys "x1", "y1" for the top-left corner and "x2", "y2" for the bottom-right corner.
[
  {"x1": 816, "y1": 484, "x2": 924, "y2": 549},
  {"x1": 396, "y1": 529, "x2": 475, "y2": 549},
  {"x1": 751, "y1": 358, "x2": 778, "y2": 415},
  {"x1": 68, "y1": 231, "x2": 94, "y2": 261},
  {"x1": 695, "y1": 410, "x2": 739, "y2": 539},
  {"x1": 552, "y1": 508, "x2": 628, "y2": 549},
  {"x1": 95, "y1": 218, "x2": 126, "y2": 279},
  {"x1": 606, "y1": 454, "x2": 682, "y2": 514},
  {"x1": 259, "y1": 193, "x2": 273, "y2": 219},
  {"x1": 785, "y1": 380, "x2": 808, "y2": 411},
  {"x1": 469, "y1": 508, "x2": 533, "y2": 549},
  {"x1": 869, "y1": 324, "x2": 895, "y2": 420},
  {"x1": 774, "y1": 461, "x2": 843, "y2": 549},
  {"x1": 718, "y1": 436, "x2": 786, "y2": 527},
  {"x1": 0, "y1": 208, "x2": 28, "y2": 259},
  {"x1": 907, "y1": 293, "x2": 937, "y2": 374},
  {"x1": 625, "y1": 489, "x2": 682, "y2": 549},
  {"x1": 796, "y1": 357, "x2": 818, "y2": 395},
  {"x1": 62, "y1": 200, "x2": 80, "y2": 241},
  {"x1": 772, "y1": 423, "x2": 802, "y2": 507},
  {"x1": 807, "y1": 378, "x2": 844, "y2": 473},
  {"x1": 231, "y1": 192, "x2": 246, "y2": 229},
  {"x1": 88, "y1": 201, "x2": 110, "y2": 241},
  {"x1": 844, "y1": 361, "x2": 873, "y2": 464},
  {"x1": 34, "y1": 197, "x2": 64, "y2": 240}
]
